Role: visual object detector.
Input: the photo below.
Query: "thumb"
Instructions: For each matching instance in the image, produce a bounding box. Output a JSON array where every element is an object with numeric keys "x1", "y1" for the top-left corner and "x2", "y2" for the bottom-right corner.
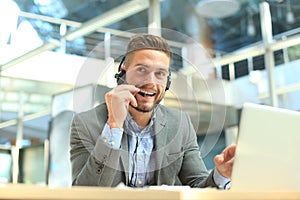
[{"x1": 214, "y1": 154, "x2": 224, "y2": 166}]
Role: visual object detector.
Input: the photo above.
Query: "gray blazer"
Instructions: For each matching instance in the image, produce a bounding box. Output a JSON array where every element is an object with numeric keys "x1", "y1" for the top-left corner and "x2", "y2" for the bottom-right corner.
[{"x1": 70, "y1": 103, "x2": 216, "y2": 187}]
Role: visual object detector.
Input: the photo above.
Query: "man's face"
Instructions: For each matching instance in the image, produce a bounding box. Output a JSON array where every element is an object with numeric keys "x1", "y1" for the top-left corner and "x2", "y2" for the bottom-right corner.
[{"x1": 125, "y1": 49, "x2": 170, "y2": 113}]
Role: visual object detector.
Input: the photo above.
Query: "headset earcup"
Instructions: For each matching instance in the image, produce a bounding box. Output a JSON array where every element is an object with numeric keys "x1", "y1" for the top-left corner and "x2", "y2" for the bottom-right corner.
[
  {"x1": 115, "y1": 70, "x2": 126, "y2": 85},
  {"x1": 165, "y1": 76, "x2": 171, "y2": 91},
  {"x1": 115, "y1": 56, "x2": 126, "y2": 85},
  {"x1": 165, "y1": 72, "x2": 171, "y2": 91}
]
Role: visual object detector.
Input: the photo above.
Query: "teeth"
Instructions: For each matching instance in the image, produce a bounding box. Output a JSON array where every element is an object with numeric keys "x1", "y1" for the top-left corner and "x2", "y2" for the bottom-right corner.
[{"x1": 138, "y1": 90, "x2": 155, "y2": 97}]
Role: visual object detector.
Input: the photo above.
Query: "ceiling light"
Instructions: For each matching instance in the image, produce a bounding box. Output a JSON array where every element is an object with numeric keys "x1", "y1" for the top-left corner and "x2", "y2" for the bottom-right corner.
[
  {"x1": 286, "y1": 0, "x2": 294, "y2": 24},
  {"x1": 195, "y1": 0, "x2": 240, "y2": 18},
  {"x1": 249, "y1": 70, "x2": 262, "y2": 85},
  {"x1": 247, "y1": 14, "x2": 256, "y2": 36},
  {"x1": 286, "y1": 11, "x2": 295, "y2": 24}
]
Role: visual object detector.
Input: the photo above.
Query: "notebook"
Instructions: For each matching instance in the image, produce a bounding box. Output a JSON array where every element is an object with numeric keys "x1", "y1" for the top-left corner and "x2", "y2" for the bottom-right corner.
[{"x1": 230, "y1": 102, "x2": 300, "y2": 191}]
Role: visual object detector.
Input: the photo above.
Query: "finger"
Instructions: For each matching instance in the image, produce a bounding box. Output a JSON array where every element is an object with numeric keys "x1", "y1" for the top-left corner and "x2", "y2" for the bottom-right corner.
[
  {"x1": 129, "y1": 93, "x2": 138, "y2": 107},
  {"x1": 222, "y1": 145, "x2": 236, "y2": 161},
  {"x1": 116, "y1": 90, "x2": 137, "y2": 104},
  {"x1": 226, "y1": 144, "x2": 236, "y2": 156},
  {"x1": 115, "y1": 84, "x2": 140, "y2": 94},
  {"x1": 225, "y1": 157, "x2": 234, "y2": 167},
  {"x1": 214, "y1": 154, "x2": 224, "y2": 166},
  {"x1": 106, "y1": 85, "x2": 139, "y2": 105},
  {"x1": 116, "y1": 85, "x2": 140, "y2": 107}
]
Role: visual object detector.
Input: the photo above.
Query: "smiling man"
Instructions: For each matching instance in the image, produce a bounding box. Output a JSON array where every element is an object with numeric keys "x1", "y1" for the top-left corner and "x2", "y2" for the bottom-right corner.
[{"x1": 70, "y1": 34, "x2": 235, "y2": 188}]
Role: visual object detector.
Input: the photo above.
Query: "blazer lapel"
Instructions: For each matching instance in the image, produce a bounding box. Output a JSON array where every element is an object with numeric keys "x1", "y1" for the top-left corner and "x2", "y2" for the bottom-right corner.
[
  {"x1": 149, "y1": 105, "x2": 168, "y2": 185},
  {"x1": 120, "y1": 129, "x2": 130, "y2": 185},
  {"x1": 153, "y1": 105, "x2": 168, "y2": 151}
]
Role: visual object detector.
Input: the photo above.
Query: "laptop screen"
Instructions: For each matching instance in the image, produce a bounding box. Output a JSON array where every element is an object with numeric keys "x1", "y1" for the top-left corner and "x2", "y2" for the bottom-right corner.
[{"x1": 230, "y1": 103, "x2": 300, "y2": 191}]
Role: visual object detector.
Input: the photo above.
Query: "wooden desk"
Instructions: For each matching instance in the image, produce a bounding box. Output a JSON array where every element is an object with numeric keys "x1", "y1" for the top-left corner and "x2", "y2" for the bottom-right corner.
[{"x1": 0, "y1": 184, "x2": 300, "y2": 200}]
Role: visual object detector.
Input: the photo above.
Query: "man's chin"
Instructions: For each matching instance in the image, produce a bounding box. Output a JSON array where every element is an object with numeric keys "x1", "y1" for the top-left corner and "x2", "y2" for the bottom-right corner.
[
  {"x1": 130, "y1": 97, "x2": 163, "y2": 113},
  {"x1": 130, "y1": 103, "x2": 156, "y2": 113}
]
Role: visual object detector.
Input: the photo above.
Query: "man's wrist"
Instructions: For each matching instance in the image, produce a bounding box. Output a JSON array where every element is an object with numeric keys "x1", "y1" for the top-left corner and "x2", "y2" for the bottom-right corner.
[
  {"x1": 108, "y1": 122, "x2": 118, "y2": 128},
  {"x1": 101, "y1": 123, "x2": 123, "y2": 149},
  {"x1": 213, "y1": 168, "x2": 231, "y2": 190},
  {"x1": 107, "y1": 119, "x2": 122, "y2": 129}
]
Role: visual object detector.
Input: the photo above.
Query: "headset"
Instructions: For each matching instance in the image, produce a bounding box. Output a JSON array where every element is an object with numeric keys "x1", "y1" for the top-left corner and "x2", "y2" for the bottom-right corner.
[
  {"x1": 114, "y1": 56, "x2": 171, "y2": 91},
  {"x1": 114, "y1": 56, "x2": 127, "y2": 85}
]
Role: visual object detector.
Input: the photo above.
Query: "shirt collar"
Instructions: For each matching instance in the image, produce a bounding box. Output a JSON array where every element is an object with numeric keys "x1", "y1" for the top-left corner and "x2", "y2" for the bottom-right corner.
[{"x1": 125, "y1": 111, "x2": 156, "y2": 136}]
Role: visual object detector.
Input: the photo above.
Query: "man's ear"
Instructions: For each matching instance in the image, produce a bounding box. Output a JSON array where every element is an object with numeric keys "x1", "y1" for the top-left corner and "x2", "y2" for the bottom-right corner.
[{"x1": 120, "y1": 65, "x2": 126, "y2": 71}]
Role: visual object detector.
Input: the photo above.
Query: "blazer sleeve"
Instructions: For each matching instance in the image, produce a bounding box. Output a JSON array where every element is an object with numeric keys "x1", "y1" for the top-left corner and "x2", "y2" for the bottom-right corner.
[
  {"x1": 70, "y1": 109, "x2": 127, "y2": 186},
  {"x1": 177, "y1": 112, "x2": 217, "y2": 188}
]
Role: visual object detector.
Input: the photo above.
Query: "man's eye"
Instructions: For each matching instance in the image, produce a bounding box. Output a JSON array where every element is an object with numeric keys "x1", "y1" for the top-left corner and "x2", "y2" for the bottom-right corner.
[
  {"x1": 137, "y1": 67, "x2": 146, "y2": 72},
  {"x1": 156, "y1": 71, "x2": 167, "y2": 78}
]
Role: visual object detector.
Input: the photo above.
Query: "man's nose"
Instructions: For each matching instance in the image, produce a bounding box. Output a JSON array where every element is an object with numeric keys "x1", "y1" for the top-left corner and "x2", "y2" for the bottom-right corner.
[{"x1": 144, "y1": 72, "x2": 156, "y2": 84}]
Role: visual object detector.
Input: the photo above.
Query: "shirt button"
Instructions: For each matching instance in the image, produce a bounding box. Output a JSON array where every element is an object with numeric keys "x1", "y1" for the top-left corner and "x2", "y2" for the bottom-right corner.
[
  {"x1": 138, "y1": 180, "x2": 143, "y2": 185},
  {"x1": 110, "y1": 141, "x2": 115, "y2": 146}
]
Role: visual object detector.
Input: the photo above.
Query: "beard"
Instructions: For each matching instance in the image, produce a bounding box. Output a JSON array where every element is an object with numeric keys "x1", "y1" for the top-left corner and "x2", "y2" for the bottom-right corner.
[{"x1": 130, "y1": 94, "x2": 164, "y2": 113}]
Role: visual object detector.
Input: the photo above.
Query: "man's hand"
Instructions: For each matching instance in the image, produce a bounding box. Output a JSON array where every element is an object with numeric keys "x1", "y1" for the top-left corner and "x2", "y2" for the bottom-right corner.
[
  {"x1": 105, "y1": 85, "x2": 140, "y2": 129},
  {"x1": 214, "y1": 144, "x2": 236, "y2": 178}
]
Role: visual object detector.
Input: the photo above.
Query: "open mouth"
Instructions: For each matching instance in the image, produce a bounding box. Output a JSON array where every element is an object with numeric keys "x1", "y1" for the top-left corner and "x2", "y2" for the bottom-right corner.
[{"x1": 138, "y1": 90, "x2": 156, "y2": 97}]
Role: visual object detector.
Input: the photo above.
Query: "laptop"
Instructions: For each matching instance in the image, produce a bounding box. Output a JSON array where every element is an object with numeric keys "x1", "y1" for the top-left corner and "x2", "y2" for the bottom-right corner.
[{"x1": 230, "y1": 102, "x2": 300, "y2": 191}]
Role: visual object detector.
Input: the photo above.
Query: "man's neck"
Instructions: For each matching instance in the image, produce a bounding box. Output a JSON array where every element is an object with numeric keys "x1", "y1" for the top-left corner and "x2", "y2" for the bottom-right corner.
[{"x1": 129, "y1": 107, "x2": 153, "y2": 130}]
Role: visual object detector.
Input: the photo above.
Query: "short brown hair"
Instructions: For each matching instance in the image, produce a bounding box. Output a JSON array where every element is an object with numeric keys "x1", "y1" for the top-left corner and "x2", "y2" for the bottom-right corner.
[{"x1": 124, "y1": 34, "x2": 172, "y2": 67}]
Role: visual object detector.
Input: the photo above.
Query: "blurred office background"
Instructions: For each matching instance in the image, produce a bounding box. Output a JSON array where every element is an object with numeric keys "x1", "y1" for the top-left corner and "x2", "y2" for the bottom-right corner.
[{"x1": 0, "y1": 0, "x2": 300, "y2": 187}]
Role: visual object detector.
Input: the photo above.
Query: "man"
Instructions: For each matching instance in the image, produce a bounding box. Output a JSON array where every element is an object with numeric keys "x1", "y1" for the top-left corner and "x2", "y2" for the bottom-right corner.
[{"x1": 70, "y1": 34, "x2": 235, "y2": 188}]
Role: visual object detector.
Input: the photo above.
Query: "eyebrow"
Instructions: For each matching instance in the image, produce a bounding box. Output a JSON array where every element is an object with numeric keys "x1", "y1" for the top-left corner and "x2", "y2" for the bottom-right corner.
[{"x1": 135, "y1": 63, "x2": 169, "y2": 72}]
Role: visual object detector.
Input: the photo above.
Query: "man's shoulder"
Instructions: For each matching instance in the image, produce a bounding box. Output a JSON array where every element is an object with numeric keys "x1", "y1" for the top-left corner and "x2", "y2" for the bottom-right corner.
[
  {"x1": 157, "y1": 104, "x2": 188, "y2": 119},
  {"x1": 77, "y1": 103, "x2": 106, "y2": 113},
  {"x1": 74, "y1": 103, "x2": 107, "y2": 120},
  {"x1": 72, "y1": 103, "x2": 108, "y2": 130}
]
